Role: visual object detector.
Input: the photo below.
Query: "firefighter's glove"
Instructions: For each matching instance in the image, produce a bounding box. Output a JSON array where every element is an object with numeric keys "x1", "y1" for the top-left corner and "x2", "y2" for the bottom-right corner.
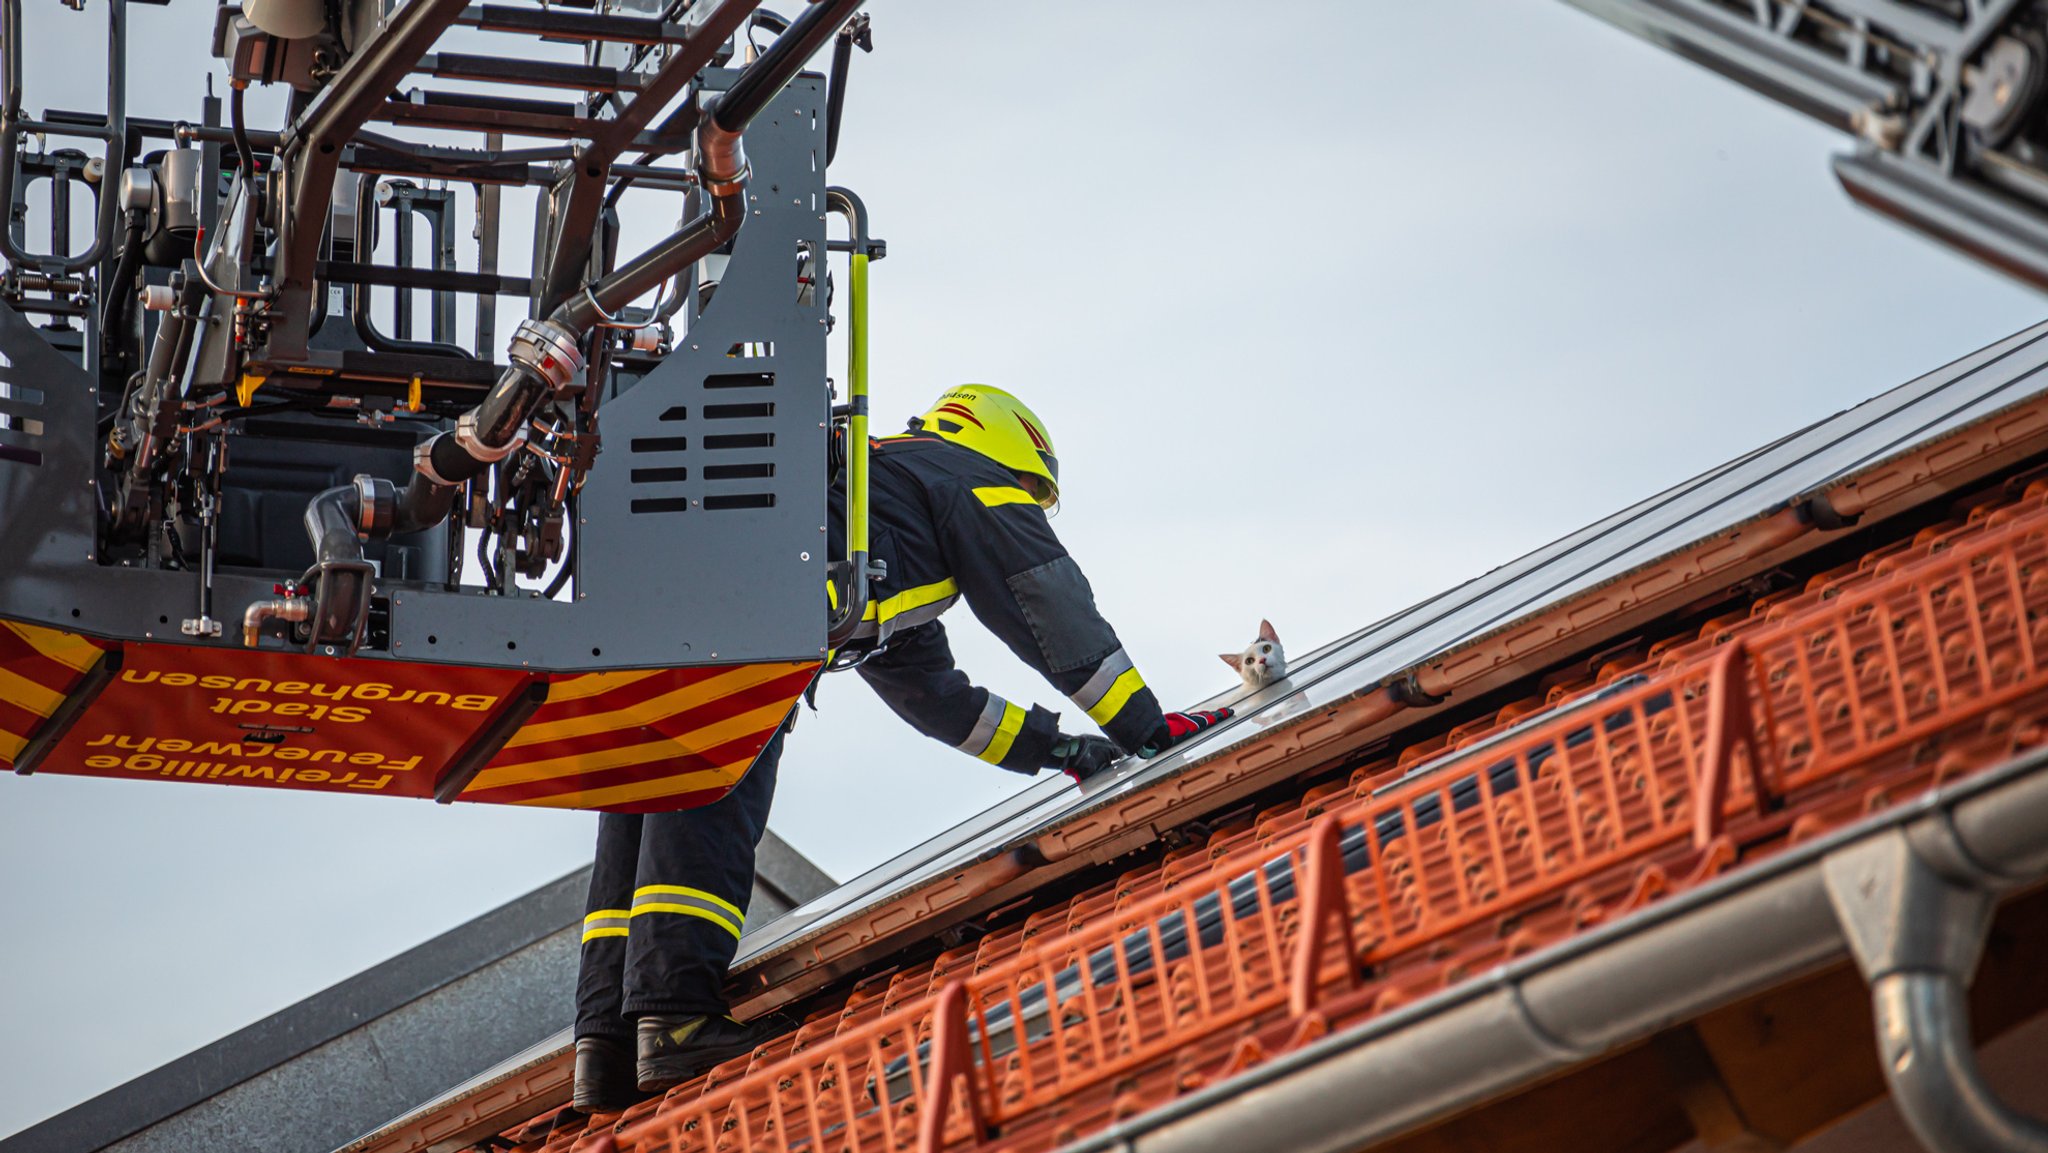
[
  {"x1": 1047, "y1": 734, "x2": 1122, "y2": 784},
  {"x1": 1138, "y1": 708, "x2": 1233, "y2": 759}
]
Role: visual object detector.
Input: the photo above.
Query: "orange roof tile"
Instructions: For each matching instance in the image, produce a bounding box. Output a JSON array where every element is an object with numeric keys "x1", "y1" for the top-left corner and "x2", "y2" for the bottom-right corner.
[{"x1": 406, "y1": 454, "x2": 2048, "y2": 1153}]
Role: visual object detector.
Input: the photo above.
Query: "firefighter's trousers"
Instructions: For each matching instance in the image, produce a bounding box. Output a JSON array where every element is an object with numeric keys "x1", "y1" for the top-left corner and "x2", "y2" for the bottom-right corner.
[{"x1": 574, "y1": 728, "x2": 783, "y2": 1041}]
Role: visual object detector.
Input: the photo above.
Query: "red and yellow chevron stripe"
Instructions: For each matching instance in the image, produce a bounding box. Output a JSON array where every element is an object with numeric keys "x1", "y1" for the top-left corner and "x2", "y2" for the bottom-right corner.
[
  {"x1": 0, "y1": 620, "x2": 815, "y2": 813},
  {"x1": 0, "y1": 621, "x2": 106, "y2": 768},
  {"x1": 460, "y1": 661, "x2": 816, "y2": 811}
]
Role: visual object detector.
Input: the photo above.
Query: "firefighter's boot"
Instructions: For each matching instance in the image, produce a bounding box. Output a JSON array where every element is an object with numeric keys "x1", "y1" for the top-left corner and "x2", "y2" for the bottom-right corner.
[
  {"x1": 635, "y1": 1014, "x2": 783, "y2": 1092},
  {"x1": 572, "y1": 1035, "x2": 639, "y2": 1114}
]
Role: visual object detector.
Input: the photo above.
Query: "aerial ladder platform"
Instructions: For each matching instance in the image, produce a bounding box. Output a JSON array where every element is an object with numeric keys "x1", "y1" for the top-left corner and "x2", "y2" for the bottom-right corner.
[{"x1": 0, "y1": 0, "x2": 880, "y2": 810}]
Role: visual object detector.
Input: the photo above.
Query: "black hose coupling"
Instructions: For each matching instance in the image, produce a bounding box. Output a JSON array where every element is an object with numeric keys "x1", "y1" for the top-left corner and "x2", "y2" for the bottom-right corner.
[
  {"x1": 512, "y1": 315, "x2": 585, "y2": 393},
  {"x1": 451, "y1": 318, "x2": 585, "y2": 467},
  {"x1": 351, "y1": 474, "x2": 395, "y2": 538},
  {"x1": 508, "y1": 316, "x2": 585, "y2": 395}
]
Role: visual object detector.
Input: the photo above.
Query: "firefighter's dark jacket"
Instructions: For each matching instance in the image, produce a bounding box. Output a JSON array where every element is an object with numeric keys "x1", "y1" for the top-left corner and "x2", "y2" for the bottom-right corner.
[{"x1": 829, "y1": 435, "x2": 1167, "y2": 773}]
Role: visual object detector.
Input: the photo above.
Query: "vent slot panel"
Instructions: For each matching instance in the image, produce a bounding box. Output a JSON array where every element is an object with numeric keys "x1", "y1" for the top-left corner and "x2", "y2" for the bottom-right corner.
[
  {"x1": 0, "y1": 354, "x2": 43, "y2": 467},
  {"x1": 704, "y1": 493, "x2": 774, "y2": 511},
  {"x1": 616, "y1": 364, "x2": 789, "y2": 528},
  {"x1": 705, "y1": 403, "x2": 774, "y2": 420},
  {"x1": 630, "y1": 466, "x2": 690, "y2": 484},
  {"x1": 705, "y1": 372, "x2": 774, "y2": 390},
  {"x1": 630, "y1": 496, "x2": 692, "y2": 515},
  {"x1": 703, "y1": 463, "x2": 774, "y2": 481}
]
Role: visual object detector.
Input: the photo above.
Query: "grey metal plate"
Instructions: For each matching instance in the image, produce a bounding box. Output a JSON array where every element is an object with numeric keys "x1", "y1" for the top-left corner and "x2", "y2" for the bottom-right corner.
[{"x1": 730, "y1": 315, "x2": 2048, "y2": 968}]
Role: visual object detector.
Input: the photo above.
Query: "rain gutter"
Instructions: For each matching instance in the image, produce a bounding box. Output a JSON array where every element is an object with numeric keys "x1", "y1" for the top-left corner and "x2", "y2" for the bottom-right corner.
[{"x1": 1059, "y1": 744, "x2": 2048, "y2": 1153}]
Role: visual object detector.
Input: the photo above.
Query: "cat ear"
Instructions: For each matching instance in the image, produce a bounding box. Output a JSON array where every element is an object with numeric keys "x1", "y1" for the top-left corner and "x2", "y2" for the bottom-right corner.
[
  {"x1": 1220, "y1": 653, "x2": 1243, "y2": 670},
  {"x1": 1258, "y1": 619, "x2": 1279, "y2": 644}
]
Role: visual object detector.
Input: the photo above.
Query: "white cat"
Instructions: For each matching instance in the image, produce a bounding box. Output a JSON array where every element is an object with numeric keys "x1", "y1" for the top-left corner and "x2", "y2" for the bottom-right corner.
[{"x1": 1220, "y1": 620, "x2": 1286, "y2": 690}]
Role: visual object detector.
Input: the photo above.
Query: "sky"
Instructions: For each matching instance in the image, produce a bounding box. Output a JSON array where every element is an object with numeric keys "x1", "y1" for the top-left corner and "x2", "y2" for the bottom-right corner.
[{"x1": 4, "y1": 0, "x2": 2046, "y2": 1140}]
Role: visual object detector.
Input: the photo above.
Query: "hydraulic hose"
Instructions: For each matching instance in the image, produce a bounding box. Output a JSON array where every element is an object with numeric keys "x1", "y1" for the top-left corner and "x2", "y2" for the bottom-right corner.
[
  {"x1": 229, "y1": 83, "x2": 257, "y2": 190},
  {"x1": 713, "y1": 0, "x2": 860, "y2": 137},
  {"x1": 99, "y1": 216, "x2": 146, "y2": 361},
  {"x1": 825, "y1": 12, "x2": 870, "y2": 165},
  {"x1": 277, "y1": 477, "x2": 405, "y2": 649}
]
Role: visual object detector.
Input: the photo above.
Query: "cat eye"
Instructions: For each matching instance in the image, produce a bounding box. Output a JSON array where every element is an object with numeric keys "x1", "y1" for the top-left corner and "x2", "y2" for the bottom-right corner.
[{"x1": 1260, "y1": 645, "x2": 1271, "y2": 653}]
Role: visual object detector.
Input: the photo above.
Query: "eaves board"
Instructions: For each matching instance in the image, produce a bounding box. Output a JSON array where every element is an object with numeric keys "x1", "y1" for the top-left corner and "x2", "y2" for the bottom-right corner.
[{"x1": 730, "y1": 316, "x2": 2048, "y2": 971}]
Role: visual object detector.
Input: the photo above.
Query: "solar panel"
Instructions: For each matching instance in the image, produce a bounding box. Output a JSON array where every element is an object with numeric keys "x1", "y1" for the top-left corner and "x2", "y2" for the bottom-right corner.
[{"x1": 731, "y1": 316, "x2": 2048, "y2": 969}]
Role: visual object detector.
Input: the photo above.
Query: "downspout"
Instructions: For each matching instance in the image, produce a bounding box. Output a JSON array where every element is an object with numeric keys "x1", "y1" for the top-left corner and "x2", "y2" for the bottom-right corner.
[
  {"x1": 262, "y1": 0, "x2": 867, "y2": 648},
  {"x1": 1824, "y1": 828, "x2": 2048, "y2": 1153}
]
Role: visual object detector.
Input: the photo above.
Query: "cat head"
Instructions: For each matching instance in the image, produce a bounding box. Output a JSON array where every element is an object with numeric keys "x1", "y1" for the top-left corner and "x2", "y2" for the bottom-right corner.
[{"x1": 1220, "y1": 620, "x2": 1286, "y2": 690}]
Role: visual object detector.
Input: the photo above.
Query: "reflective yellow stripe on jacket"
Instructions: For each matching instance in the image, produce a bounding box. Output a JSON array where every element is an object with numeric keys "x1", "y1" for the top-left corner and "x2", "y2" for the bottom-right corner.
[
  {"x1": 865, "y1": 579, "x2": 958, "y2": 623},
  {"x1": 957, "y1": 693, "x2": 1027, "y2": 765},
  {"x1": 972, "y1": 485, "x2": 1039, "y2": 509},
  {"x1": 1070, "y1": 646, "x2": 1146, "y2": 727},
  {"x1": 836, "y1": 577, "x2": 960, "y2": 641}
]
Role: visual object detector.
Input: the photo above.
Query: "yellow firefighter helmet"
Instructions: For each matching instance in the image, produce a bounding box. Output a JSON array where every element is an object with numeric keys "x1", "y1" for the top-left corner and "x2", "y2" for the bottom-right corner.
[{"x1": 911, "y1": 385, "x2": 1060, "y2": 508}]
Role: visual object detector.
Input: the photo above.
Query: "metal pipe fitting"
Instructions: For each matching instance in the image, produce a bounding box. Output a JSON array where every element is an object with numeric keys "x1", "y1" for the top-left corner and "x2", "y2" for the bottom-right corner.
[
  {"x1": 116, "y1": 166, "x2": 154, "y2": 212},
  {"x1": 242, "y1": 597, "x2": 311, "y2": 648},
  {"x1": 697, "y1": 121, "x2": 748, "y2": 195},
  {"x1": 453, "y1": 409, "x2": 529, "y2": 465}
]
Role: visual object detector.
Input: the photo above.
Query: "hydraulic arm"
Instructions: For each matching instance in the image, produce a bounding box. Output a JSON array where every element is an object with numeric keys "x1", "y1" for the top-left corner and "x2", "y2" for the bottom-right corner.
[{"x1": 1562, "y1": 0, "x2": 2048, "y2": 290}]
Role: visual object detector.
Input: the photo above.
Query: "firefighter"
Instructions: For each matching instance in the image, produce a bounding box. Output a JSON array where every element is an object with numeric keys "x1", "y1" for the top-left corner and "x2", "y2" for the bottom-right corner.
[{"x1": 571, "y1": 386, "x2": 1231, "y2": 1111}]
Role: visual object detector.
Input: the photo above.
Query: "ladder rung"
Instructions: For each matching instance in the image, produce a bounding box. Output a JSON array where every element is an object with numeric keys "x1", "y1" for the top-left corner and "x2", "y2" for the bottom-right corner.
[
  {"x1": 347, "y1": 143, "x2": 545, "y2": 187},
  {"x1": 375, "y1": 91, "x2": 595, "y2": 139},
  {"x1": 318, "y1": 261, "x2": 532, "y2": 297},
  {"x1": 464, "y1": 4, "x2": 690, "y2": 46},
  {"x1": 420, "y1": 52, "x2": 645, "y2": 93}
]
